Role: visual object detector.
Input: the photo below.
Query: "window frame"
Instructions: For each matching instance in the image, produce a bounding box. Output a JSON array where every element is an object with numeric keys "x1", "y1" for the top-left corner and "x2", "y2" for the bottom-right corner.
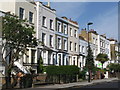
[
  {"x1": 42, "y1": 33, "x2": 46, "y2": 45},
  {"x1": 42, "y1": 16, "x2": 47, "y2": 27},
  {"x1": 49, "y1": 35, "x2": 53, "y2": 47},
  {"x1": 19, "y1": 7, "x2": 24, "y2": 20},
  {"x1": 50, "y1": 19, "x2": 53, "y2": 30},
  {"x1": 29, "y1": 11, "x2": 33, "y2": 23}
]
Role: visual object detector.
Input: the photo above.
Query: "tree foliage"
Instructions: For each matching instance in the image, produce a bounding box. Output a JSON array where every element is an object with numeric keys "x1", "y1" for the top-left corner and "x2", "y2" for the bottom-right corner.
[
  {"x1": 85, "y1": 46, "x2": 95, "y2": 70},
  {"x1": 96, "y1": 53, "x2": 109, "y2": 69},
  {"x1": 37, "y1": 55, "x2": 44, "y2": 73},
  {"x1": 107, "y1": 63, "x2": 120, "y2": 72},
  {"x1": 2, "y1": 14, "x2": 38, "y2": 76}
]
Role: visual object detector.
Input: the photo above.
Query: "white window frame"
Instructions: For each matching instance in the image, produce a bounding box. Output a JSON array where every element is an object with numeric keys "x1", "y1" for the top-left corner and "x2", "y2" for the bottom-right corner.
[
  {"x1": 70, "y1": 41, "x2": 73, "y2": 51},
  {"x1": 70, "y1": 28, "x2": 73, "y2": 36},
  {"x1": 63, "y1": 24, "x2": 67, "y2": 34},
  {"x1": 57, "y1": 21, "x2": 62, "y2": 32},
  {"x1": 43, "y1": 51, "x2": 46, "y2": 64},
  {"x1": 29, "y1": 11, "x2": 33, "y2": 23},
  {"x1": 31, "y1": 49, "x2": 36, "y2": 64},
  {"x1": 63, "y1": 38, "x2": 67, "y2": 50},
  {"x1": 75, "y1": 43, "x2": 77, "y2": 52},
  {"x1": 57, "y1": 37, "x2": 62, "y2": 49},
  {"x1": 42, "y1": 33, "x2": 46, "y2": 45},
  {"x1": 50, "y1": 19, "x2": 53, "y2": 30},
  {"x1": 19, "y1": 7, "x2": 24, "y2": 20},
  {"x1": 79, "y1": 45, "x2": 81, "y2": 53},
  {"x1": 74, "y1": 30, "x2": 77, "y2": 38},
  {"x1": 42, "y1": 16, "x2": 46, "y2": 27},
  {"x1": 49, "y1": 35, "x2": 53, "y2": 47}
]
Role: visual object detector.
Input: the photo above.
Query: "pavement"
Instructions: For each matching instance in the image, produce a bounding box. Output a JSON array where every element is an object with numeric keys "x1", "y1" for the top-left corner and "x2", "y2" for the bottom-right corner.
[{"x1": 19, "y1": 77, "x2": 119, "y2": 90}]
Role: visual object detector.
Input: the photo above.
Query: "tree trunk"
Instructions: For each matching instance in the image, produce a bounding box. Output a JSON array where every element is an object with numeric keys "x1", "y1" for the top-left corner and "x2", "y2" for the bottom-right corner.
[
  {"x1": 102, "y1": 63, "x2": 104, "y2": 69},
  {"x1": 5, "y1": 69, "x2": 12, "y2": 89},
  {"x1": 59, "y1": 74, "x2": 60, "y2": 84}
]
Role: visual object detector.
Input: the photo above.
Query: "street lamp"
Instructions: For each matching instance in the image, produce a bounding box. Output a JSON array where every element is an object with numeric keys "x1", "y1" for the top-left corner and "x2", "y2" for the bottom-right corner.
[
  {"x1": 87, "y1": 22, "x2": 93, "y2": 83},
  {"x1": 87, "y1": 22, "x2": 93, "y2": 46},
  {"x1": 118, "y1": 42, "x2": 120, "y2": 63}
]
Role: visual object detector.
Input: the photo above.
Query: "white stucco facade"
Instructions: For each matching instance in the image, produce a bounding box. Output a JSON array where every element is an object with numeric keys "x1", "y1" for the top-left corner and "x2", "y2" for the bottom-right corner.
[
  {"x1": 67, "y1": 19, "x2": 79, "y2": 66},
  {"x1": 96, "y1": 35, "x2": 111, "y2": 68},
  {"x1": 0, "y1": 0, "x2": 37, "y2": 72},
  {"x1": 36, "y1": 1, "x2": 57, "y2": 66},
  {"x1": 55, "y1": 17, "x2": 69, "y2": 66},
  {"x1": 79, "y1": 39, "x2": 88, "y2": 70}
]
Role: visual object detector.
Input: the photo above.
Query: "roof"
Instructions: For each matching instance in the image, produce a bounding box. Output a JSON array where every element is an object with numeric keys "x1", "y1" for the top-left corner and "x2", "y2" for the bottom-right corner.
[
  {"x1": 89, "y1": 29, "x2": 98, "y2": 35},
  {"x1": 61, "y1": 16, "x2": 78, "y2": 25},
  {"x1": 108, "y1": 38, "x2": 117, "y2": 42},
  {"x1": 79, "y1": 36, "x2": 85, "y2": 40}
]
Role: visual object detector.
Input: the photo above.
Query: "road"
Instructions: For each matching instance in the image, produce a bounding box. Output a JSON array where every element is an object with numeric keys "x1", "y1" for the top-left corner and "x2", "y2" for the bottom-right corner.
[
  {"x1": 66, "y1": 80, "x2": 120, "y2": 89},
  {"x1": 18, "y1": 80, "x2": 120, "y2": 90}
]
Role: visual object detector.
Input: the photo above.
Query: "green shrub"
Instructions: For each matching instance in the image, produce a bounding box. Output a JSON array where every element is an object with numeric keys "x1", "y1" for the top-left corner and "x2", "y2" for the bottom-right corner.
[
  {"x1": 46, "y1": 65, "x2": 79, "y2": 75},
  {"x1": 107, "y1": 63, "x2": 120, "y2": 72},
  {"x1": 45, "y1": 65, "x2": 79, "y2": 83},
  {"x1": 78, "y1": 70, "x2": 86, "y2": 80}
]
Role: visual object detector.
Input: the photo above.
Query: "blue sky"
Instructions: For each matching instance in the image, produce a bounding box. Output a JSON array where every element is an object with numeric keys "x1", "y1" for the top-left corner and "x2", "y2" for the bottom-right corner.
[{"x1": 48, "y1": 2, "x2": 118, "y2": 40}]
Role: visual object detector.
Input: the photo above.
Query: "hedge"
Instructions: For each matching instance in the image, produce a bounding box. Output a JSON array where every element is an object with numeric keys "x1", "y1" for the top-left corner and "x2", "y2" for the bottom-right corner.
[{"x1": 46, "y1": 65, "x2": 79, "y2": 75}]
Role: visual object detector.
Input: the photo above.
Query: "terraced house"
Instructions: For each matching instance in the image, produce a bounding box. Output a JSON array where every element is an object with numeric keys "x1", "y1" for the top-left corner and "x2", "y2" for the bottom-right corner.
[
  {"x1": 108, "y1": 38, "x2": 118, "y2": 63},
  {"x1": 79, "y1": 29, "x2": 115, "y2": 69},
  {"x1": 55, "y1": 17, "x2": 68, "y2": 66},
  {"x1": 97, "y1": 34, "x2": 111, "y2": 68},
  {"x1": 0, "y1": 0, "x2": 119, "y2": 75},
  {"x1": 0, "y1": 11, "x2": 5, "y2": 75},
  {"x1": 59, "y1": 17, "x2": 79, "y2": 66},
  {"x1": 36, "y1": 1, "x2": 57, "y2": 66},
  {"x1": 79, "y1": 36, "x2": 88, "y2": 70},
  {"x1": 0, "y1": 0, "x2": 37, "y2": 73}
]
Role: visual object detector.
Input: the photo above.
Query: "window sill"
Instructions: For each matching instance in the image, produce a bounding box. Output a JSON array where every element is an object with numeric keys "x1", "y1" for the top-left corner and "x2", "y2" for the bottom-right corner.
[
  {"x1": 64, "y1": 50, "x2": 68, "y2": 51},
  {"x1": 64, "y1": 33, "x2": 68, "y2": 35},
  {"x1": 50, "y1": 28, "x2": 54, "y2": 31},
  {"x1": 58, "y1": 31, "x2": 62, "y2": 33},
  {"x1": 42, "y1": 25, "x2": 47, "y2": 29},
  {"x1": 29, "y1": 22, "x2": 34, "y2": 25},
  {"x1": 50, "y1": 46, "x2": 54, "y2": 48}
]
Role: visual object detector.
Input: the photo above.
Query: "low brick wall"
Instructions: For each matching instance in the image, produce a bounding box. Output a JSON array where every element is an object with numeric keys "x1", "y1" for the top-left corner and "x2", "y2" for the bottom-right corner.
[
  {"x1": 0, "y1": 77, "x2": 16, "y2": 87},
  {"x1": 33, "y1": 74, "x2": 47, "y2": 84},
  {"x1": 116, "y1": 72, "x2": 120, "y2": 79}
]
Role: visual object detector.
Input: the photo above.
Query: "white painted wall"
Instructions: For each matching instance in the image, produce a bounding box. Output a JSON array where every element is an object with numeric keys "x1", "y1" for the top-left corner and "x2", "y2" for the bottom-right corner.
[
  {"x1": 0, "y1": 1, "x2": 37, "y2": 71},
  {"x1": 79, "y1": 39, "x2": 88, "y2": 69},
  {"x1": 67, "y1": 20, "x2": 79, "y2": 66},
  {"x1": 96, "y1": 35, "x2": 111, "y2": 68},
  {"x1": 36, "y1": 1, "x2": 57, "y2": 66}
]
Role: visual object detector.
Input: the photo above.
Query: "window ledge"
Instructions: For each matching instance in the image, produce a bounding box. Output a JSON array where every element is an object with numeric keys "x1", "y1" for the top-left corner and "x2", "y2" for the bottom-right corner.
[{"x1": 42, "y1": 25, "x2": 47, "y2": 29}]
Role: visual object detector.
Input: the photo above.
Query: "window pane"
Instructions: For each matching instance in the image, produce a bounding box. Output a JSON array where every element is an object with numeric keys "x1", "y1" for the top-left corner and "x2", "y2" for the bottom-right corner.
[
  {"x1": 70, "y1": 28, "x2": 72, "y2": 36},
  {"x1": 42, "y1": 16, "x2": 46, "y2": 27},
  {"x1": 19, "y1": 7, "x2": 24, "y2": 19},
  {"x1": 31, "y1": 50, "x2": 35, "y2": 63},
  {"x1": 50, "y1": 35, "x2": 53, "y2": 47},
  {"x1": 58, "y1": 38, "x2": 61, "y2": 49},
  {"x1": 50, "y1": 19, "x2": 53, "y2": 29},
  {"x1": 42, "y1": 33, "x2": 46, "y2": 45},
  {"x1": 58, "y1": 22, "x2": 61, "y2": 32},
  {"x1": 29, "y1": 12, "x2": 33, "y2": 23},
  {"x1": 64, "y1": 25, "x2": 67, "y2": 34}
]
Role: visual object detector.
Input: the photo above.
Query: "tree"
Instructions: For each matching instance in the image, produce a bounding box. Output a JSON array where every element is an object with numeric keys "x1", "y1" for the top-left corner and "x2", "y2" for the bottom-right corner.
[
  {"x1": 96, "y1": 53, "x2": 109, "y2": 69},
  {"x1": 85, "y1": 46, "x2": 95, "y2": 70},
  {"x1": 107, "y1": 63, "x2": 120, "y2": 72},
  {"x1": 37, "y1": 55, "x2": 44, "y2": 73},
  {"x1": 2, "y1": 14, "x2": 38, "y2": 88},
  {"x1": 85, "y1": 45, "x2": 94, "y2": 82}
]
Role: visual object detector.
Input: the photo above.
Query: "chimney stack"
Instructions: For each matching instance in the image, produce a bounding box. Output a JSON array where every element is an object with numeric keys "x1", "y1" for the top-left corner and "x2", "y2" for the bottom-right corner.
[{"x1": 47, "y1": 1, "x2": 50, "y2": 7}]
